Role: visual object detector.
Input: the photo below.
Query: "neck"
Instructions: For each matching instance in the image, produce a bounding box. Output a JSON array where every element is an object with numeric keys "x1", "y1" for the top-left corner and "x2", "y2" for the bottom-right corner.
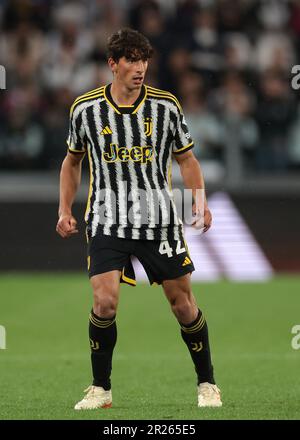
[{"x1": 110, "y1": 80, "x2": 142, "y2": 106}]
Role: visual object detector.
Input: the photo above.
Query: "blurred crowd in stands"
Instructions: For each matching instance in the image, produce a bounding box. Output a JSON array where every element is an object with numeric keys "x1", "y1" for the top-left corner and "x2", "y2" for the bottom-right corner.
[{"x1": 0, "y1": 0, "x2": 300, "y2": 178}]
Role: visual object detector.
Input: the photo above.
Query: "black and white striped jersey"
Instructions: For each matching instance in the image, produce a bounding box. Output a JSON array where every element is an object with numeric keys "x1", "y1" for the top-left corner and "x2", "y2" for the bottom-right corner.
[{"x1": 67, "y1": 83, "x2": 194, "y2": 241}]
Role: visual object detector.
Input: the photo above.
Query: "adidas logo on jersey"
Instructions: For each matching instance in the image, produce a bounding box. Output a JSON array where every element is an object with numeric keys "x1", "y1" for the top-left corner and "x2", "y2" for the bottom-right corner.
[
  {"x1": 100, "y1": 126, "x2": 113, "y2": 135},
  {"x1": 182, "y1": 256, "x2": 192, "y2": 266}
]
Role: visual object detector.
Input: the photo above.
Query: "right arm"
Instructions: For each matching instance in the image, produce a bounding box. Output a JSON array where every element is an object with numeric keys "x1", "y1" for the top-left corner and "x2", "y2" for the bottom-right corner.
[{"x1": 56, "y1": 152, "x2": 85, "y2": 238}]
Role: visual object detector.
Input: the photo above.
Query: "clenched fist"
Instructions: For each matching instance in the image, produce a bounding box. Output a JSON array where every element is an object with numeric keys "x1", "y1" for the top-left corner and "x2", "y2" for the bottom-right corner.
[
  {"x1": 192, "y1": 205, "x2": 212, "y2": 233},
  {"x1": 56, "y1": 214, "x2": 78, "y2": 238}
]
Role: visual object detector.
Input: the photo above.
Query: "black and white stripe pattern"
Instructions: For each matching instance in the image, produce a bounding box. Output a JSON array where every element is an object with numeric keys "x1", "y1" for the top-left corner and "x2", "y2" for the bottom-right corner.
[{"x1": 68, "y1": 85, "x2": 194, "y2": 241}]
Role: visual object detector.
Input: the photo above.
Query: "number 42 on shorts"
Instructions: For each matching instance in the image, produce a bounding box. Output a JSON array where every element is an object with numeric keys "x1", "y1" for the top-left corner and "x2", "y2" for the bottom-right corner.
[{"x1": 159, "y1": 240, "x2": 186, "y2": 258}]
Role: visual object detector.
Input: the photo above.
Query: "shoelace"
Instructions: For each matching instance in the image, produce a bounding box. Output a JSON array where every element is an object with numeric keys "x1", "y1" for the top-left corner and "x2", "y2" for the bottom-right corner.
[
  {"x1": 199, "y1": 384, "x2": 219, "y2": 398},
  {"x1": 83, "y1": 386, "x2": 95, "y2": 397}
]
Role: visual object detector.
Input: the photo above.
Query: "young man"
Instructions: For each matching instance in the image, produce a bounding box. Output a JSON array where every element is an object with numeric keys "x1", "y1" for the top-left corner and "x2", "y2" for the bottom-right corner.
[{"x1": 56, "y1": 28, "x2": 222, "y2": 409}]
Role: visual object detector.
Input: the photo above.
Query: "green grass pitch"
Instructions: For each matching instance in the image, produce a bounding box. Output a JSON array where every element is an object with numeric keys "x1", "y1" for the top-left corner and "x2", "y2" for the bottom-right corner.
[{"x1": 0, "y1": 274, "x2": 299, "y2": 420}]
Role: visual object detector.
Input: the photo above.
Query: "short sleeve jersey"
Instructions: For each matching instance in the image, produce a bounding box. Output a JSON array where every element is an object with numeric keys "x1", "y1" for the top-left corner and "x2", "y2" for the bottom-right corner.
[{"x1": 68, "y1": 84, "x2": 194, "y2": 241}]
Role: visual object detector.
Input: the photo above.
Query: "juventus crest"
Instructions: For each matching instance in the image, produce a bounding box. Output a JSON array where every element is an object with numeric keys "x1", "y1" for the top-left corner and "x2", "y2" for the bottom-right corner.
[{"x1": 144, "y1": 117, "x2": 153, "y2": 136}]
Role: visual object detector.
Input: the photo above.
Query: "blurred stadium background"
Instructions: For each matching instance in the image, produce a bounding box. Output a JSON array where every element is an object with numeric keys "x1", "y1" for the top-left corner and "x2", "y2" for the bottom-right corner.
[{"x1": 0, "y1": 0, "x2": 300, "y2": 420}]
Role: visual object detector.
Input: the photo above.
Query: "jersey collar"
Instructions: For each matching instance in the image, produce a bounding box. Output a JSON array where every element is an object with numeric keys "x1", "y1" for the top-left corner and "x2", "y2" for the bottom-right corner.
[{"x1": 104, "y1": 84, "x2": 147, "y2": 114}]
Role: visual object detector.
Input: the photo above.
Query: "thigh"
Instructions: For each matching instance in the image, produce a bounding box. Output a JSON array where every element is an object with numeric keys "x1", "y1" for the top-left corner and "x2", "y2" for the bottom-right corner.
[
  {"x1": 135, "y1": 235, "x2": 195, "y2": 285},
  {"x1": 90, "y1": 270, "x2": 121, "y2": 317},
  {"x1": 90, "y1": 270, "x2": 121, "y2": 292},
  {"x1": 90, "y1": 270, "x2": 121, "y2": 300}
]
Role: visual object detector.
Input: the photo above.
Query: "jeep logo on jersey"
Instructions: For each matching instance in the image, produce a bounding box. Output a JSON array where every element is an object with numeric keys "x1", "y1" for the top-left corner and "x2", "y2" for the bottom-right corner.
[
  {"x1": 103, "y1": 144, "x2": 154, "y2": 163},
  {"x1": 144, "y1": 117, "x2": 153, "y2": 136}
]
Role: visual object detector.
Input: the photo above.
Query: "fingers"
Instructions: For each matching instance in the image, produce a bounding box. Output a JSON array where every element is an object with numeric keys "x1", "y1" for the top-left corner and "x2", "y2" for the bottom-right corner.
[
  {"x1": 56, "y1": 224, "x2": 79, "y2": 238},
  {"x1": 192, "y1": 209, "x2": 212, "y2": 232},
  {"x1": 203, "y1": 213, "x2": 212, "y2": 232},
  {"x1": 203, "y1": 211, "x2": 212, "y2": 232},
  {"x1": 70, "y1": 217, "x2": 77, "y2": 229},
  {"x1": 203, "y1": 223, "x2": 211, "y2": 233},
  {"x1": 191, "y1": 215, "x2": 204, "y2": 230},
  {"x1": 56, "y1": 216, "x2": 78, "y2": 238}
]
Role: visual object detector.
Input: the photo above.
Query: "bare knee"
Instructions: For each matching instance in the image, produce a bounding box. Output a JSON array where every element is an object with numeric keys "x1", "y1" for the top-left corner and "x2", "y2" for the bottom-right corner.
[
  {"x1": 170, "y1": 293, "x2": 197, "y2": 324},
  {"x1": 91, "y1": 274, "x2": 119, "y2": 318},
  {"x1": 163, "y1": 276, "x2": 198, "y2": 324},
  {"x1": 93, "y1": 291, "x2": 118, "y2": 318}
]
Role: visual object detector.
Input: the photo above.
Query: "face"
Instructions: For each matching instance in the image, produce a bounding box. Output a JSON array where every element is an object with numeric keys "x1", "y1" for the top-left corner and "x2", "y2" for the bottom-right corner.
[{"x1": 108, "y1": 56, "x2": 148, "y2": 90}]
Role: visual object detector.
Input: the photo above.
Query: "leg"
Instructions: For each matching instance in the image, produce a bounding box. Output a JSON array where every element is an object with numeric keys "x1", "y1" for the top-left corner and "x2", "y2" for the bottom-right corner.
[
  {"x1": 134, "y1": 236, "x2": 221, "y2": 406},
  {"x1": 75, "y1": 233, "x2": 134, "y2": 410},
  {"x1": 162, "y1": 273, "x2": 215, "y2": 385},
  {"x1": 75, "y1": 270, "x2": 120, "y2": 410},
  {"x1": 162, "y1": 273, "x2": 198, "y2": 324},
  {"x1": 91, "y1": 270, "x2": 120, "y2": 318},
  {"x1": 89, "y1": 270, "x2": 120, "y2": 390}
]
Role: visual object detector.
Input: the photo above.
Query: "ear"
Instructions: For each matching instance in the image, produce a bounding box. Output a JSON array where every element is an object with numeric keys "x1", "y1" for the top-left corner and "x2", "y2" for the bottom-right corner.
[{"x1": 108, "y1": 57, "x2": 118, "y2": 73}]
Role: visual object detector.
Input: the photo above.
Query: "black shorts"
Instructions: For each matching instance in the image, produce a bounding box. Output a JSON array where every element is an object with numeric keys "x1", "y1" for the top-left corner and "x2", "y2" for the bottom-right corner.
[{"x1": 87, "y1": 232, "x2": 195, "y2": 286}]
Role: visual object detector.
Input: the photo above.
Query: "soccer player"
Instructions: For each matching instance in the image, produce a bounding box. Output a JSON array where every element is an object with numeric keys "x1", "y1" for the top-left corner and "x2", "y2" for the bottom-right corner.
[{"x1": 56, "y1": 28, "x2": 222, "y2": 409}]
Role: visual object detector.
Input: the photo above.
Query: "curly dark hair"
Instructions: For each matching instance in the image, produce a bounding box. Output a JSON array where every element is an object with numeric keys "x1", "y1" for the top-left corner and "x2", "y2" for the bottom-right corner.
[{"x1": 107, "y1": 28, "x2": 154, "y2": 62}]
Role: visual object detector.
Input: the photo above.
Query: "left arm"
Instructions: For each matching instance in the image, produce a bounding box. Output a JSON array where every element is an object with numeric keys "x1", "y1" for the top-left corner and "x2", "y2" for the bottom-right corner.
[{"x1": 174, "y1": 150, "x2": 212, "y2": 232}]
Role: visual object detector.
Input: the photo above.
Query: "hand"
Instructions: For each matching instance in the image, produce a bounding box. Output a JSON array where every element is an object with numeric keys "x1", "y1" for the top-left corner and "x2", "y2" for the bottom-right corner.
[
  {"x1": 56, "y1": 214, "x2": 78, "y2": 238},
  {"x1": 192, "y1": 205, "x2": 212, "y2": 233},
  {"x1": 203, "y1": 207, "x2": 212, "y2": 232}
]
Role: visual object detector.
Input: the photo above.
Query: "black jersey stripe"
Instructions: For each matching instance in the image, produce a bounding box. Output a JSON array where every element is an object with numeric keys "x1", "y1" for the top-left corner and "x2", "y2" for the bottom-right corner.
[
  {"x1": 75, "y1": 109, "x2": 86, "y2": 144},
  {"x1": 162, "y1": 128, "x2": 175, "y2": 181},
  {"x1": 68, "y1": 109, "x2": 87, "y2": 153},
  {"x1": 85, "y1": 106, "x2": 102, "y2": 233},
  {"x1": 84, "y1": 146, "x2": 94, "y2": 223}
]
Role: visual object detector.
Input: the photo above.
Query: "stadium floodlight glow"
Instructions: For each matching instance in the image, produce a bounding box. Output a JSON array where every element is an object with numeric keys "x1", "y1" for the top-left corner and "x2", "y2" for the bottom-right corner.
[
  {"x1": 200, "y1": 192, "x2": 273, "y2": 281},
  {"x1": 0, "y1": 65, "x2": 6, "y2": 90}
]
